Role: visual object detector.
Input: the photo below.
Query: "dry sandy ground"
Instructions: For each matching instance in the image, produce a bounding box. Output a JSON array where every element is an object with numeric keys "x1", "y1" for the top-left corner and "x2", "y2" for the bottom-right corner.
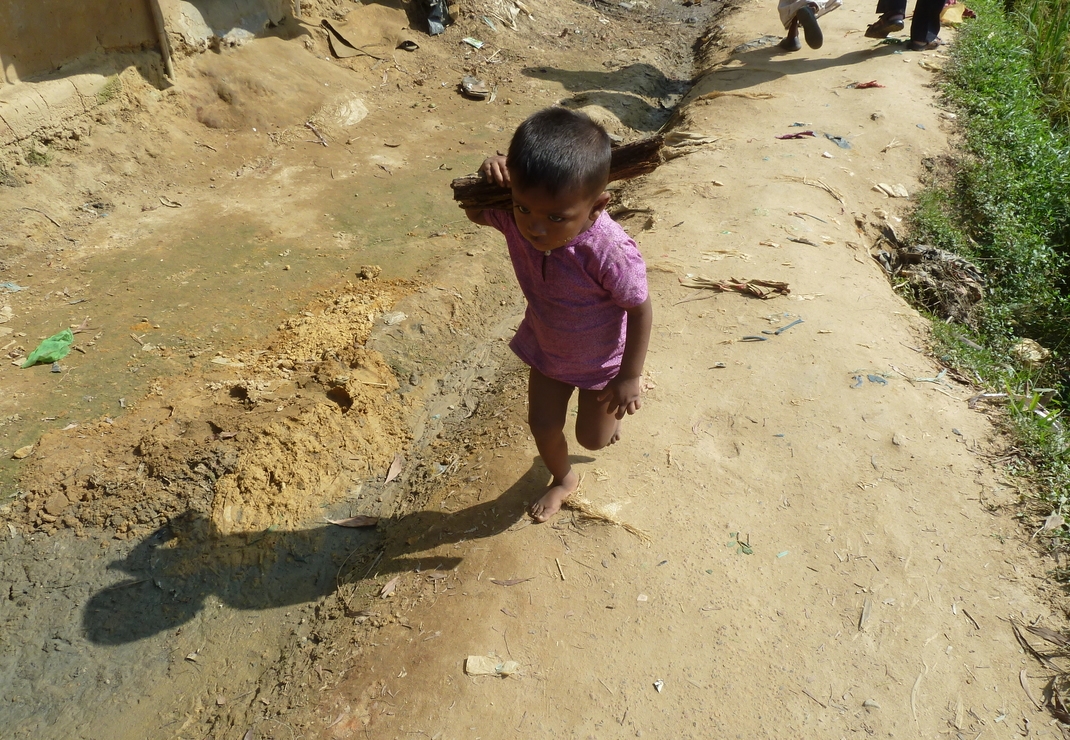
[{"x1": 308, "y1": 3, "x2": 1069, "y2": 739}]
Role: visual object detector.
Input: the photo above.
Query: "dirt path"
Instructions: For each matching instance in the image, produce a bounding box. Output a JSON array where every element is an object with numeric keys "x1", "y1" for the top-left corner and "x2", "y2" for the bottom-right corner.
[
  {"x1": 308, "y1": 5, "x2": 1064, "y2": 739},
  {"x1": 0, "y1": 1, "x2": 724, "y2": 738}
]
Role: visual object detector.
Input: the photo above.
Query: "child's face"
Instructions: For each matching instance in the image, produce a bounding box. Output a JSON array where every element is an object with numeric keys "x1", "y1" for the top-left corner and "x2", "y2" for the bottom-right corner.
[{"x1": 510, "y1": 181, "x2": 610, "y2": 251}]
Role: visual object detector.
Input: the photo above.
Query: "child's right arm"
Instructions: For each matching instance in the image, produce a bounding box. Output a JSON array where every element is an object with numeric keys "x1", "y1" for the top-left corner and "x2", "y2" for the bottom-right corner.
[{"x1": 465, "y1": 155, "x2": 510, "y2": 227}]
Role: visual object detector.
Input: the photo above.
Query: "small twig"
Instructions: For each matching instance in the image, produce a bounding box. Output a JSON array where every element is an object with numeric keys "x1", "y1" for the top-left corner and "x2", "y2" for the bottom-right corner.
[
  {"x1": 555, "y1": 558, "x2": 566, "y2": 581},
  {"x1": 801, "y1": 688, "x2": 827, "y2": 708},
  {"x1": 305, "y1": 121, "x2": 328, "y2": 147},
  {"x1": 19, "y1": 206, "x2": 62, "y2": 228},
  {"x1": 195, "y1": 141, "x2": 218, "y2": 152}
]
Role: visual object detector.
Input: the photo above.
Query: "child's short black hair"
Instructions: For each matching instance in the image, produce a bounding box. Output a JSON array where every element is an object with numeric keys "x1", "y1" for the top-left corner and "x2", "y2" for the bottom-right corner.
[{"x1": 507, "y1": 107, "x2": 611, "y2": 197}]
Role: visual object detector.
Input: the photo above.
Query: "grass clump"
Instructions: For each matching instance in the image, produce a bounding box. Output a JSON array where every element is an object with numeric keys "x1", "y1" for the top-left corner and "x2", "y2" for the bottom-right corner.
[
  {"x1": 95, "y1": 75, "x2": 122, "y2": 105},
  {"x1": 23, "y1": 146, "x2": 52, "y2": 167},
  {"x1": 908, "y1": 0, "x2": 1070, "y2": 509},
  {"x1": 1020, "y1": 0, "x2": 1070, "y2": 128}
]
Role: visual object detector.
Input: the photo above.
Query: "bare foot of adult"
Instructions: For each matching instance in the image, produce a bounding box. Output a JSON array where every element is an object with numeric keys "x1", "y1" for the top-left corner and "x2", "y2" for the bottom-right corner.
[{"x1": 530, "y1": 469, "x2": 579, "y2": 523}]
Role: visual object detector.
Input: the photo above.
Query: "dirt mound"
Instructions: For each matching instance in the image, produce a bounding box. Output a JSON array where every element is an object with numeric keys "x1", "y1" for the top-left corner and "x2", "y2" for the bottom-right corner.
[{"x1": 9, "y1": 277, "x2": 415, "y2": 540}]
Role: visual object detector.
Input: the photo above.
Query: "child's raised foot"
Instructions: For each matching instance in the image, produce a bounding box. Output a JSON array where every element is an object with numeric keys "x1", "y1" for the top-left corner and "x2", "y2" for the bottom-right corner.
[
  {"x1": 607, "y1": 419, "x2": 622, "y2": 446},
  {"x1": 530, "y1": 469, "x2": 579, "y2": 523}
]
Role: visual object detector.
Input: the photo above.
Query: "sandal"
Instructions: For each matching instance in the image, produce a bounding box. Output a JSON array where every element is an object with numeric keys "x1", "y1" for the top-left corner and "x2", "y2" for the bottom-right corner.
[
  {"x1": 796, "y1": 6, "x2": 823, "y2": 49},
  {"x1": 864, "y1": 14, "x2": 905, "y2": 38}
]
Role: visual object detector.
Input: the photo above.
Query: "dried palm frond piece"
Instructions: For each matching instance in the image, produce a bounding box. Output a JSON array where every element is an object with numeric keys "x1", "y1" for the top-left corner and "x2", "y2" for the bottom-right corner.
[
  {"x1": 563, "y1": 496, "x2": 651, "y2": 543},
  {"x1": 679, "y1": 275, "x2": 790, "y2": 299},
  {"x1": 781, "y1": 175, "x2": 845, "y2": 204}
]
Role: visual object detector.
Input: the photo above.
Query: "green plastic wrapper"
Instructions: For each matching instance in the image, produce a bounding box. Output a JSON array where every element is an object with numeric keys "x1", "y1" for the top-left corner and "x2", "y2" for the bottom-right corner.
[{"x1": 21, "y1": 329, "x2": 74, "y2": 368}]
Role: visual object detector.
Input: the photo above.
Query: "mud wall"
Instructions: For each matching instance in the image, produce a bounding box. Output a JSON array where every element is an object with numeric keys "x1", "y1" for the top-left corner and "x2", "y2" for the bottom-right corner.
[{"x1": 0, "y1": 0, "x2": 158, "y2": 85}]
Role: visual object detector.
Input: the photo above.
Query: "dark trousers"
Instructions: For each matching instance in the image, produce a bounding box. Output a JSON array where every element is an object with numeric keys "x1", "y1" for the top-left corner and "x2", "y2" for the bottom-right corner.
[{"x1": 876, "y1": 0, "x2": 943, "y2": 43}]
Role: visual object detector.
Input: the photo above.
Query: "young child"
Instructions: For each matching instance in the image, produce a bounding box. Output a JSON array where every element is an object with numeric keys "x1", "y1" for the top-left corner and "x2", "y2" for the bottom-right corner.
[{"x1": 465, "y1": 107, "x2": 652, "y2": 523}]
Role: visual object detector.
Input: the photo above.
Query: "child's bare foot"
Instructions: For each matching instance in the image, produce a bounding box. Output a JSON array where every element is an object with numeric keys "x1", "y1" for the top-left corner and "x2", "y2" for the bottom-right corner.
[
  {"x1": 530, "y1": 469, "x2": 579, "y2": 522},
  {"x1": 607, "y1": 419, "x2": 622, "y2": 445}
]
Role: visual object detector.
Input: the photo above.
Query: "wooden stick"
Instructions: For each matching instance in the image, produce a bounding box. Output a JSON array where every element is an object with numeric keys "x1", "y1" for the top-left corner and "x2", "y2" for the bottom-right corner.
[{"x1": 451, "y1": 135, "x2": 664, "y2": 211}]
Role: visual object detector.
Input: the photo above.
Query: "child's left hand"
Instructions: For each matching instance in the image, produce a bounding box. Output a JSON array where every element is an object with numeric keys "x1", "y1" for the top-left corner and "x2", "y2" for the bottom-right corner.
[{"x1": 597, "y1": 376, "x2": 643, "y2": 419}]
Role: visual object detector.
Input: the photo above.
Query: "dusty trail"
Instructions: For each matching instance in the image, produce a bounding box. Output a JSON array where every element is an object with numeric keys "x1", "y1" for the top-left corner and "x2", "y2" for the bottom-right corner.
[
  {"x1": 311, "y1": 3, "x2": 1063, "y2": 739},
  {"x1": 0, "y1": 1, "x2": 719, "y2": 738}
]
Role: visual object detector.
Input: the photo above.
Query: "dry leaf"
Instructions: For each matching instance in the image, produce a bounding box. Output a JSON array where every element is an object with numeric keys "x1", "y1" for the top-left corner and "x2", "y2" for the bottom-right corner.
[
  {"x1": 327, "y1": 515, "x2": 379, "y2": 528},
  {"x1": 385, "y1": 453, "x2": 403, "y2": 483},
  {"x1": 490, "y1": 577, "x2": 534, "y2": 587},
  {"x1": 380, "y1": 576, "x2": 399, "y2": 598}
]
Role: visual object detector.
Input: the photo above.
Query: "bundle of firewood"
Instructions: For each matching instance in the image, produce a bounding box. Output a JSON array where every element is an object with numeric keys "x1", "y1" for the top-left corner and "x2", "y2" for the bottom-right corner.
[{"x1": 450, "y1": 135, "x2": 664, "y2": 210}]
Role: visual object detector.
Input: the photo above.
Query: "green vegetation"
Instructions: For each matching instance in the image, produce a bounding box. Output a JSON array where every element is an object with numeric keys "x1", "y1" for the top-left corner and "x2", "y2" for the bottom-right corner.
[
  {"x1": 96, "y1": 75, "x2": 122, "y2": 105},
  {"x1": 909, "y1": 0, "x2": 1069, "y2": 509},
  {"x1": 23, "y1": 146, "x2": 52, "y2": 167},
  {"x1": 1021, "y1": 0, "x2": 1070, "y2": 127}
]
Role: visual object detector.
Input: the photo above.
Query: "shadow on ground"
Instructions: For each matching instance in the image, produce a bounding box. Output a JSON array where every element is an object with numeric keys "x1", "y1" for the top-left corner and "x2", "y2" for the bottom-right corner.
[
  {"x1": 82, "y1": 456, "x2": 583, "y2": 644},
  {"x1": 523, "y1": 64, "x2": 689, "y2": 131}
]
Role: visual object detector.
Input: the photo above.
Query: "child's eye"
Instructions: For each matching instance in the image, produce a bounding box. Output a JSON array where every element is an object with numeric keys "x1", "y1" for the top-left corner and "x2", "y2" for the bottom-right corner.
[
  {"x1": 548, "y1": 215, "x2": 564, "y2": 223},
  {"x1": 515, "y1": 205, "x2": 530, "y2": 214}
]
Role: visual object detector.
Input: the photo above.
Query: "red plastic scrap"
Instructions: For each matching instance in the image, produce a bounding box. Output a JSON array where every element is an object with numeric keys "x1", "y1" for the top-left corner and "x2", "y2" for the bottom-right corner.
[
  {"x1": 847, "y1": 80, "x2": 885, "y2": 89},
  {"x1": 775, "y1": 130, "x2": 816, "y2": 139}
]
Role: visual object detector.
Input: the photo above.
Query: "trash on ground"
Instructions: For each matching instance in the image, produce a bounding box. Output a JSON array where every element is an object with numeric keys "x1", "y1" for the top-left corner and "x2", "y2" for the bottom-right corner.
[
  {"x1": 427, "y1": 0, "x2": 452, "y2": 34},
  {"x1": 654, "y1": 679, "x2": 665, "y2": 692},
  {"x1": 824, "y1": 133, "x2": 851, "y2": 149},
  {"x1": 490, "y1": 577, "x2": 534, "y2": 586},
  {"x1": 462, "y1": 37, "x2": 485, "y2": 49},
  {"x1": 732, "y1": 35, "x2": 782, "y2": 53},
  {"x1": 741, "y1": 335, "x2": 768, "y2": 342},
  {"x1": 1012, "y1": 338, "x2": 1050, "y2": 368},
  {"x1": 773, "y1": 318, "x2": 803, "y2": 334},
  {"x1": 12, "y1": 445, "x2": 34, "y2": 459},
  {"x1": 397, "y1": 39, "x2": 419, "y2": 51},
  {"x1": 776, "y1": 130, "x2": 816, "y2": 139},
  {"x1": 381, "y1": 311, "x2": 407, "y2": 326},
  {"x1": 867, "y1": 374, "x2": 888, "y2": 385},
  {"x1": 822, "y1": 151, "x2": 834, "y2": 158},
  {"x1": 460, "y1": 76, "x2": 491, "y2": 99},
  {"x1": 50, "y1": 362, "x2": 61, "y2": 373},
  {"x1": 873, "y1": 182, "x2": 910, "y2": 198},
  {"x1": 851, "y1": 375, "x2": 864, "y2": 388},
  {"x1": 0, "y1": 306, "x2": 13, "y2": 323},
  {"x1": 0, "y1": 282, "x2": 24, "y2": 292},
  {"x1": 777, "y1": 550, "x2": 789, "y2": 558},
  {"x1": 321, "y1": 20, "x2": 385, "y2": 60},
  {"x1": 326, "y1": 515, "x2": 379, "y2": 528},
  {"x1": 679, "y1": 275, "x2": 790, "y2": 299},
  {"x1": 847, "y1": 80, "x2": 885, "y2": 89},
  {"x1": 385, "y1": 453, "x2": 404, "y2": 483},
  {"x1": 21, "y1": 329, "x2": 73, "y2": 368},
  {"x1": 380, "y1": 576, "x2": 399, "y2": 598},
  {"x1": 465, "y1": 655, "x2": 520, "y2": 677}
]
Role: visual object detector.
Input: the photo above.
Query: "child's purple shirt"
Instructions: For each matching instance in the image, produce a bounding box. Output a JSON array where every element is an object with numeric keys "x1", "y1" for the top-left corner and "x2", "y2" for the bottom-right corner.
[{"x1": 485, "y1": 209, "x2": 648, "y2": 390}]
